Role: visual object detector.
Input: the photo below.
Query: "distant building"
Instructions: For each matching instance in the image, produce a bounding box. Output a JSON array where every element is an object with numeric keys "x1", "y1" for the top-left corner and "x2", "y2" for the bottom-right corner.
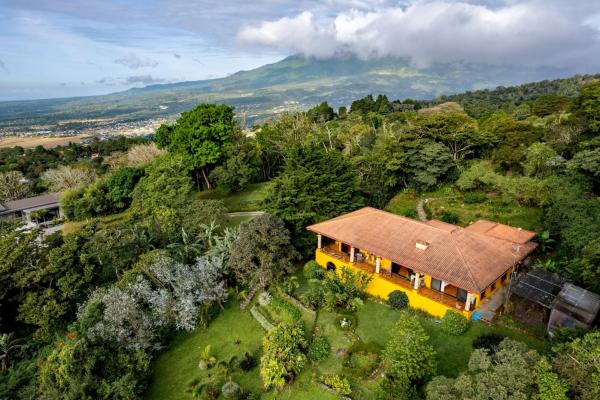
[
  {"x1": 307, "y1": 207, "x2": 537, "y2": 319},
  {"x1": 0, "y1": 193, "x2": 61, "y2": 225}
]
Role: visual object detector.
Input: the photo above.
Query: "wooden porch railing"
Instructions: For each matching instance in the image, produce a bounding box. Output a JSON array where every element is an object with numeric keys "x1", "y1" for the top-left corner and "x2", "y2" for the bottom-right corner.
[{"x1": 318, "y1": 246, "x2": 466, "y2": 311}]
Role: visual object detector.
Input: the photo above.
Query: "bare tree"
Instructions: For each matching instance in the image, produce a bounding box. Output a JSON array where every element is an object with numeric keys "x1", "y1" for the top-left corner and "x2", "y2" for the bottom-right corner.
[{"x1": 0, "y1": 171, "x2": 30, "y2": 201}]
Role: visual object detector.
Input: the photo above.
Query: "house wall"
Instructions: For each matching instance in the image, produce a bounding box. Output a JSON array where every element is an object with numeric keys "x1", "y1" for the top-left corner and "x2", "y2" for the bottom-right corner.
[{"x1": 316, "y1": 248, "x2": 474, "y2": 318}]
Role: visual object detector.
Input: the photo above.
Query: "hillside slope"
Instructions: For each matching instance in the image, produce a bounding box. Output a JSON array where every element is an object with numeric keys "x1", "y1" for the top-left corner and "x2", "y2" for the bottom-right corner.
[{"x1": 0, "y1": 55, "x2": 587, "y2": 134}]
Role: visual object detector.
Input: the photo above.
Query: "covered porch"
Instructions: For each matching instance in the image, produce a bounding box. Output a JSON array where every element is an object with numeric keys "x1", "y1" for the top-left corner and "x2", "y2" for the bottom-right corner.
[{"x1": 317, "y1": 235, "x2": 474, "y2": 314}]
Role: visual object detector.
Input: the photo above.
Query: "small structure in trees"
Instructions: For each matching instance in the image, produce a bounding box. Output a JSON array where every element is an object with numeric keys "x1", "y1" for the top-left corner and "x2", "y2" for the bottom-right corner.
[{"x1": 509, "y1": 268, "x2": 600, "y2": 336}]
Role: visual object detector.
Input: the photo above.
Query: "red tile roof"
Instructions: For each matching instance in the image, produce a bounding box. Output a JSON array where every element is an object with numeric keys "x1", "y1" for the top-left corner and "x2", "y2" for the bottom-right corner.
[{"x1": 307, "y1": 207, "x2": 537, "y2": 293}]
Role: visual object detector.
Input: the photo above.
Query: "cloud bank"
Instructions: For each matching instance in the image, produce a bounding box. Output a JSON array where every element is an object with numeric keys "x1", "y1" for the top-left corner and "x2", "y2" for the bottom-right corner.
[{"x1": 237, "y1": 0, "x2": 600, "y2": 69}]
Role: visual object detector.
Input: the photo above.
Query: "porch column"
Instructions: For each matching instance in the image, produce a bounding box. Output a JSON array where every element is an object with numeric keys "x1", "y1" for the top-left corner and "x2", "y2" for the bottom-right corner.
[
  {"x1": 350, "y1": 247, "x2": 355, "y2": 263},
  {"x1": 441, "y1": 281, "x2": 448, "y2": 292},
  {"x1": 465, "y1": 293, "x2": 475, "y2": 311},
  {"x1": 375, "y1": 257, "x2": 381, "y2": 273},
  {"x1": 413, "y1": 273, "x2": 420, "y2": 290},
  {"x1": 317, "y1": 234, "x2": 322, "y2": 249}
]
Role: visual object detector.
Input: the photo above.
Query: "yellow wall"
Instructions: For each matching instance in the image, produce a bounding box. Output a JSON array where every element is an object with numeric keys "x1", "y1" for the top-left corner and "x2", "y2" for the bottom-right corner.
[{"x1": 316, "y1": 249, "x2": 474, "y2": 318}]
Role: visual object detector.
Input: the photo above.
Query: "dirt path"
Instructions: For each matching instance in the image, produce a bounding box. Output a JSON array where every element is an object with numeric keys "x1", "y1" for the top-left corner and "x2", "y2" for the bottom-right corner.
[
  {"x1": 416, "y1": 196, "x2": 460, "y2": 223},
  {"x1": 416, "y1": 199, "x2": 428, "y2": 222}
]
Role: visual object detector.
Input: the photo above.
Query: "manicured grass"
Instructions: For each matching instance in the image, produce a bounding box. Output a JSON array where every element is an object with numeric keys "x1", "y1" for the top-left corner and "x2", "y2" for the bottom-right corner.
[
  {"x1": 385, "y1": 186, "x2": 543, "y2": 231},
  {"x1": 145, "y1": 296, "x2": 546, "y2": 399},
  {"x1": 145, "y1": 300, "x2": 264, "y2": 400},
  {"x1": 61, "y1": 210, "x2": 132, "y2": 235},
  {"x1": 198, "y1": 182, "x2": 270, "y2": 212},
  {"x1": 355, "y1": 300, "x2": 545, "y2": 378}
]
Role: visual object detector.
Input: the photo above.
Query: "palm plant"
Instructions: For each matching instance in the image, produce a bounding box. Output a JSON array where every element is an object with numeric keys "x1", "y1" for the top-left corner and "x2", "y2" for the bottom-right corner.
[
  {"x1": 168, "y1": 228, "x2": 205, "y2": 263},
  {"x1": 0, "y1": 332, "x2": 25, "y2": 372}
]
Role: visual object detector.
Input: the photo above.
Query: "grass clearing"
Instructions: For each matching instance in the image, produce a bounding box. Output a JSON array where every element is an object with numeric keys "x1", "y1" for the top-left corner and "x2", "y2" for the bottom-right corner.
[
  {"x1": 198, "y1": 182, "x2": 269, "y2": 212},
  {"x1": 385, "y1": 186, "x2": 543, "y2": 231},
  {"x1": 61, "y1": 210, "x2": 132, "y2": 235},
  {"x1": 145, "y1": 300, "x2": 264, "y2": 400}
]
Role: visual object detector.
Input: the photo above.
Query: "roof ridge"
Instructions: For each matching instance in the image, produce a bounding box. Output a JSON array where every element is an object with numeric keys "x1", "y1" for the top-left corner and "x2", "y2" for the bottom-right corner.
[{"x1": 449, "y1": 233, "x2": 481, "y2": 292}]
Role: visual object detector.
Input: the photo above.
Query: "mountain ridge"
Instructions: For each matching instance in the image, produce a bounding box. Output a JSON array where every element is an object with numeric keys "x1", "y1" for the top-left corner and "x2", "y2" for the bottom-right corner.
[{"x1": 0, "y1": 55, "x2": 590, "y2": 134}]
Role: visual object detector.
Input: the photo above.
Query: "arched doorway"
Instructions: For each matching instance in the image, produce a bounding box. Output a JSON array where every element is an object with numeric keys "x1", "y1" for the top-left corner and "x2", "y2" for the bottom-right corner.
[{"x1": 326, "y1": 262, "x2": 336, "y2": 272}]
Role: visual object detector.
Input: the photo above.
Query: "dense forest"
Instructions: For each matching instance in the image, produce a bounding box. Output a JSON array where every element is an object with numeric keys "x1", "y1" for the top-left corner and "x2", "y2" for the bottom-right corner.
[{"x1": 1, "y1": 76, "x2": 600, "y2": 400}]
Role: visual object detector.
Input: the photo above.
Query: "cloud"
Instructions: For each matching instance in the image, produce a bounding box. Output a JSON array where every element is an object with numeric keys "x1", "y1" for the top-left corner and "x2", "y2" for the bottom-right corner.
[
  {"x1": 126, "y1": 75, "x2": 165, "y2": 85},
  {"x1": 173, "y1": 53, "x2": 181, "y2": 59},
  {"x1": 115, "y1": 53, "x2": 158, "y2": 69},
  {"x1": 237, "y1": 0, "x2": 600, "y2": 69},
  {"x1": 0, "y1": 59, "x2": 7, "y2": 72}
]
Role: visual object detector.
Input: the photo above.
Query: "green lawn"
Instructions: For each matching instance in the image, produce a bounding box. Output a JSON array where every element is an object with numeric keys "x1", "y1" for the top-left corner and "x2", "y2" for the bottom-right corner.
[
  {"x1": 145, "y1": 296, "x2": 545, "y2": 400},
  {"x1": 385, "y1": 186, "x2": 543, "y2": 231},
  {"x1": 198, "y1": 182, "x2": 270, "y2": 212},
  {"x1": 145, "y1": 300, "x2": 265, "y2": 400}
]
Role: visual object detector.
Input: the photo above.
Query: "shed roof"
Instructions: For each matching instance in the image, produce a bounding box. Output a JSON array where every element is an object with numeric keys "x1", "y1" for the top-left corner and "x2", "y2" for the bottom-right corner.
[
  {"x1": 510, "y1": 268, "x2": 567, "y2": 308},
  {"x1": 0, "y1": 193, "x2": 60, "y2": 214},
  {"x1": 553, "y1": 283, "x2": 600, "y2": 324},
  {"x1": 307, "y1": 207, "x2": 537, "y2": 293}
]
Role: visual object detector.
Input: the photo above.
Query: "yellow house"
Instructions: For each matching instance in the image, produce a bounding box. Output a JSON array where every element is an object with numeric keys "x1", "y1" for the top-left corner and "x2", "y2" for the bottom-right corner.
[{"x1": 307, "y1": 207, "x2": 537, "y2": 319}]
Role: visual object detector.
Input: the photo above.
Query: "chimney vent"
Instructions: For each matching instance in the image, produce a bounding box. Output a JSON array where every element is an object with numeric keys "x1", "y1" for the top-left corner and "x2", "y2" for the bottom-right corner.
[{"x1": 416, "y1": 240, "x2": 430, "y2": 251}]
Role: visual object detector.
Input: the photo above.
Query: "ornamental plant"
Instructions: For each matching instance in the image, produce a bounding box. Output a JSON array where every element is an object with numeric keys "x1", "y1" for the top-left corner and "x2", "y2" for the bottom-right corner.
[
  {"x1": 387, "y1": 290, "x2": 409, "y2": 310},
  {"x1": 322, "y1": 374, "x2": 352, "y2": 395},
  {"x1": 308, "y1": 336, "x2": 331, "y2": 362},
  {"x1": 440, "y1": 310, "x2": 470, "y2": 335}
]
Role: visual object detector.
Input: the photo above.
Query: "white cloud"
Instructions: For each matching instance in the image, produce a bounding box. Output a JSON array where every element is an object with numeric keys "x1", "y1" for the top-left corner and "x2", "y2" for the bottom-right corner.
[
  {"x1": 115, "y1": 53, "x2": 159, "y2": 69},
  {"x1": 237, "y1": 0, "x2": 600, "y2": 69}
]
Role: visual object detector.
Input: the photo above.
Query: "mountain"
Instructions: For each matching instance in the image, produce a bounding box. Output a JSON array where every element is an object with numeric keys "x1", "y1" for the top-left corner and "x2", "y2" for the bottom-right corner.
[{"x1": 0, "y1": 55, "x2": 584, "y2": 135}]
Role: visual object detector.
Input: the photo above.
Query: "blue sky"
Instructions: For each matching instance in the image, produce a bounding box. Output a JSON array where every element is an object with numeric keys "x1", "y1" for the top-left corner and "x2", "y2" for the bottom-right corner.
[{"x1": 1, "y1": 0, "x2": 600, "y2": 101}]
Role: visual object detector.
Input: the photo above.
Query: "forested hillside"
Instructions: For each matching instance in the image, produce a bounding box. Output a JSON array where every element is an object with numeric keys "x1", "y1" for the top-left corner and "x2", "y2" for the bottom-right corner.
[{"x1": 1, "y1": 78, "x2": 600, "y2": 400}]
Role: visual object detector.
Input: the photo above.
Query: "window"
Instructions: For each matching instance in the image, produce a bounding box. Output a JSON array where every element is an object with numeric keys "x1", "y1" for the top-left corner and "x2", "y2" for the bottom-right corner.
[
  {"x1": 457, "y1": 288, "x2": 468, "y2": 303},
  {"x1": 491, "y1": 281, "x2": 497, "y2": 291},
  {"x1": 501, "y1": 272, "x2": 508, "y2": 282},
  {"x1": 326, "y1": 262, "x2": 336, "y2": 272},
  {"x1": 431, "y1": 278, "x2": 442, "y2": 292}
]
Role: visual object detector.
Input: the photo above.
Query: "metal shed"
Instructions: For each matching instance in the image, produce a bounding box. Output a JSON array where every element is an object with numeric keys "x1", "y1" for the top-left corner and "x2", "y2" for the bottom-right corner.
[
  {"x1": 548, "y1": 283, "x2": 600, "y2": 335},
  {"x1": 509, "y1": 268, "x2": 600, "y2": 336}
]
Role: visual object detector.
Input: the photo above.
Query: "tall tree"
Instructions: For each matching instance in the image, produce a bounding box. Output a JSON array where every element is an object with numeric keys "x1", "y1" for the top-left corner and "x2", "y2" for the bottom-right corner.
[
  {"x1": 160, "y1": 104, "x2": 235, "y2": 189},
  {"x1": 264, "y1": 147, "x2": 363, "y2": 252},
  {"x1": 227, "y1": 214, "x2": 298, "y2": 292},
  {"x1": 0, "y1": 171, "x2": 30, "y2": 201}
]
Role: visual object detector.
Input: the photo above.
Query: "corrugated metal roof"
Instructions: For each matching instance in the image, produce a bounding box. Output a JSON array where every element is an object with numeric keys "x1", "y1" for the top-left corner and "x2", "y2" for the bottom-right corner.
[{"x1": 307, "y1": 207, "x2": 537, "y2": 293}]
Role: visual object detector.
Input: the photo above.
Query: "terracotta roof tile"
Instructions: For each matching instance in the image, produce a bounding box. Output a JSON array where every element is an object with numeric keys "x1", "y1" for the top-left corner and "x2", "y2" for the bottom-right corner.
[
  {"x1": 465, "y1": 220, "x2": 536, "y2": 244},
  {"x1": 307, "y1": 207, "x2": 537, "y2": 293}
]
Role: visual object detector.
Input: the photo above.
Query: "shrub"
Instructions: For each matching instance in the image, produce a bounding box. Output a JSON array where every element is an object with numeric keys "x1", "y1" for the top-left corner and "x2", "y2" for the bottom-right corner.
[
  {"x1": 440, "y1": 211, "x2": 459, "y2": 224},
  {"x1": 440, "y1": 310, "x2": 470, "y2": 335},
  {"x1": 463, "y1": 192, "x2": 487, "y2": 204},
  {"x1": 258, "y1": 292, "x2": 272, "y2": 306},
  {"x1": 346, "y1": 348, "x2": 380, "y2": 378},
  {"x1": 270, "y1": 296, "x2": 302, "y2": 322},
  {"x1": 308, "y1": 336, "x2": 331, "y2": 362},
  {"x1": 239, "y1": 352, "x2": 257, "y2": 371},
  {"x1": 387, "y1": 290, "x2": 409, "y2": 310},
  {"x1": 221, "y1": 379, "x2": 241, "y2": 399},
  {"x1": 300, "y1": 285, "x2": 324, "y2": 309},
  {"x1": 303, "y1": 260, "x2": 325, "y2": 280},
  {"x1": 473, "y1": 333, "x2": 505, "y2": 354},
  {"x1": 321, "y1": 374, "x2": 352, "y2": 395}
]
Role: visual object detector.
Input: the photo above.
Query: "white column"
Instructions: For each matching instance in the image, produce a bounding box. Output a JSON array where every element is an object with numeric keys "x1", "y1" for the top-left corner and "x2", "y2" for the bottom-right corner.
[
  {"x1": 375, "y1": 257, "x2": 381, "y2": 273},
  {"x1": 465, "y1": 293, "x2": 475, "y2": 311},
  {"x1": 441, "y1": 281, "x2": 448, "y2": 292},
  {"x1": 350, "y1": 247, "x2": 355, "y2": 263},
  {"x1": 413, "y1": 273, "x2": 420, "y2": 289},
  {"x1": 317, "y1": 234, "x2": 322, "y2": 249}
]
